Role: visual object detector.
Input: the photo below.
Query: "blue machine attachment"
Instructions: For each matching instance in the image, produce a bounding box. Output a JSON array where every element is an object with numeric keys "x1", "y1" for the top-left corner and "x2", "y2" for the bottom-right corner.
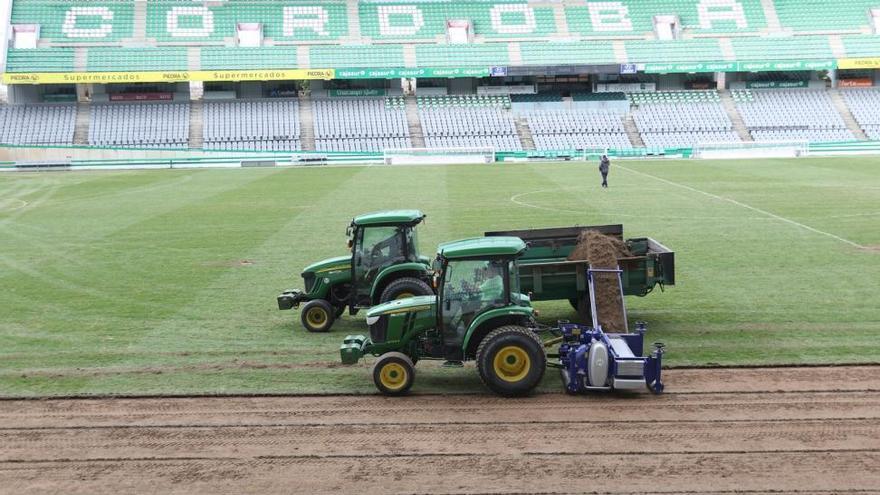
[{"x1": 557, "y1": 321, "x2": 664, "y2": 395}]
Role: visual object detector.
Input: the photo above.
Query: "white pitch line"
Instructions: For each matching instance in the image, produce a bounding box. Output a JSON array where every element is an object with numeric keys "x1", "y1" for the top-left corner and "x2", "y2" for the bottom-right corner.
[
  {"x1": 0, "y1": 199, "x2": 28, "y2": 212},
  {"x1": 617, "y1": 164, "x2": 867, "y2": 250}
]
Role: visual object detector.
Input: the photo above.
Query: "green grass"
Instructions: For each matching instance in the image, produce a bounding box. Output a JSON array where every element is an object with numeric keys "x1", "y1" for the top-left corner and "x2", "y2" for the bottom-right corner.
[{"x1": 1, "y1": 157, "x2": 879, "y2": 397}]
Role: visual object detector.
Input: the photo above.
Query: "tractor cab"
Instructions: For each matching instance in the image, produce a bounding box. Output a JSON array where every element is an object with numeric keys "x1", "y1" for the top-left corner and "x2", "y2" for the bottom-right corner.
[
  {"x1": 349, "y1": 210, "x2": 427, "y2": 307},
  {"x1": 435, "y1": 237, "x2": 529, "y2": 360}
]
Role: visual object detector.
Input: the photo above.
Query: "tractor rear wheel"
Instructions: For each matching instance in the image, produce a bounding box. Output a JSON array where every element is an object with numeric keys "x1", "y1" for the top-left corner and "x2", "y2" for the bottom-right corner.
[
  {"x1": 300, "y1": 299, "x2": 335, "y2": 333},
  {"x1": 379, "y1": 277, "x2": 433, "y2": 303},
  {"x1": 372, "y1": 352, "x2": 415, "y2": 396},
  {"x1": 476, "y1": 326, "x2": 546, "y2": 397}
]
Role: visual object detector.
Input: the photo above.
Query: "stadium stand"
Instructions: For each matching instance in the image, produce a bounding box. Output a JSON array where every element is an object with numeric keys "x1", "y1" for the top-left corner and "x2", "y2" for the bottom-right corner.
[
  {"x1": 203, "y1": 99, "x2": 301, "y2": 151},
  {"x1": 419, "y1": 95, "x2": 522, "y2": 151},
  {"x1": 87, "y1": 48, "x2": 189, "y2": 72},
  {"x1": 565, "y1": 0, "x2": 767, "y2": 35},
  {"x1": 10, "y1": 1, "x2": 134, "y2": 42},
  {"x1": 145, "y1": 1, "x2": 349, "y2": 42},
  {"x1": 5, "y1": 48, "x2": 75, "y2": 73},
  {"x1": 625, "y1": 39, "x2": 725, "y2": 64},
  {"x1": 0, "y1": 104, "x2": 76, "y2": 145},
  {"x1": 313, "y1": 97, "x2": 411, "y2": 152},
  {"x1": 631, "y1": 91, "x2": 740, "y2": 148},
  {"x1": 525, "y1": 110, "x2": 632, "y2": 151},
  {"x1": 733, "y1": 89, "x2": 856, "y2": 142},
  {"x1": 88, "y1": 102, "x2": 191, "y2": 148},
  {"x1": 773, "y1": 0, "x2": 877, "y2": 32},
  {"x1": 841, "y1": 89, "x2": 880, "y2": 141}
]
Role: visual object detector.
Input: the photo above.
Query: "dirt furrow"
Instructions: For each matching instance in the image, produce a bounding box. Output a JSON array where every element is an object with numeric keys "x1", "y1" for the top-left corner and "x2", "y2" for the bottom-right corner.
[
  {"x1": 2, "y1": 391, "x2": 877, "y2": 428},
  {"x1": 2, "y1": 451, "x2": 879, "y2": 495},
  {"x1": 1, "y1": 419, "x2": 877, "y2": 462}
]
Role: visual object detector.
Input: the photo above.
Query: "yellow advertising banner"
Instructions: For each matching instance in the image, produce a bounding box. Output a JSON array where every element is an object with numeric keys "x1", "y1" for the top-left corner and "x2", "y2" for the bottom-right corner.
[
  {"x1": 2, "y1": 69, "x2": 335, "y2": 85},
  {"x1": 837, "y1": 58, "x2": 880, "y2": 69}
]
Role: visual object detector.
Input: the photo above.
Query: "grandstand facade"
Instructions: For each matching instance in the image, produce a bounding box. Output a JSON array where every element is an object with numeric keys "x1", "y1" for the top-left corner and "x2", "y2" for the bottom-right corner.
[{"x1": 1, "y1": 0, "x2": 880, "y2": 155}]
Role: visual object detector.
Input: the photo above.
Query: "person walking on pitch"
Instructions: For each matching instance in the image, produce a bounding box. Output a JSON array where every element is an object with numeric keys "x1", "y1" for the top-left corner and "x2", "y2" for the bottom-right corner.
[{"x1": 599, "y1": 154, "x2": 611, "y2": 188}]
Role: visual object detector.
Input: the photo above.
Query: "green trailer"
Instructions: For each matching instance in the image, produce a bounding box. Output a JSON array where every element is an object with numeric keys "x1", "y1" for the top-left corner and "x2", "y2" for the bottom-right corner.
[
  {"x1": 277, "y1": 210, "x2": 435, "y2": 332},
  {"x1": 486, "y1": 225, "x2": 675, "y2": 318}
]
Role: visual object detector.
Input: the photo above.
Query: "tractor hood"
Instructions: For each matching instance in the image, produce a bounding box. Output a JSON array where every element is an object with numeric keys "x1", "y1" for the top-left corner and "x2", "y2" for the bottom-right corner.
[
  {"x1": 366, "y1": 295, "x2": 437, "y2": 318},
  {"x1": 302, "y1": 255, "x2": 351, "y2": 276}
]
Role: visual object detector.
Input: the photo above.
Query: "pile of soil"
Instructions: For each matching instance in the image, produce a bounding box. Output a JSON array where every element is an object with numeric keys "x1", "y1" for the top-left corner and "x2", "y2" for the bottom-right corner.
[{"x1": 567, "y1": 230, "x2": 631, "y2": 331}]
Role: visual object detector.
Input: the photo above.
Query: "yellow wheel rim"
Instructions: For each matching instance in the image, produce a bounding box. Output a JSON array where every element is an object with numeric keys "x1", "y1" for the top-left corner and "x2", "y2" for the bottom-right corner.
[
  {"x1": 395, "y1": 292, "x2": 415, "y2": 300},
  {"x1": 306, "y1": 307, "x2": 328, "y2": 328},
  {"x1": 379, "y1": 362, "x2": 408, "y2": 391},
  {"x1": 493, "y1": 346, "x2": 531, "y2": 383}
]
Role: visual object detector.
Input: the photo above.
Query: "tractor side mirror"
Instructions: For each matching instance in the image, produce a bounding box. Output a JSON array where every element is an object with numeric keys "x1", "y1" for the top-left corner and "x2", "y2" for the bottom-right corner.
[{"x1": 347, "y1": 239, "x2": 354, "y2": 250}]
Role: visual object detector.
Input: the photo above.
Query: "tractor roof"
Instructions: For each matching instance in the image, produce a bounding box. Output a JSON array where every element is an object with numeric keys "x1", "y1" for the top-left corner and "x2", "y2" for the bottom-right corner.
[
  {"x1": 352, "y1": 210, "x2": 426, "y2": 227},
  {"x1": 438, "y1": 236, "x2": 528, "y2": 260}
]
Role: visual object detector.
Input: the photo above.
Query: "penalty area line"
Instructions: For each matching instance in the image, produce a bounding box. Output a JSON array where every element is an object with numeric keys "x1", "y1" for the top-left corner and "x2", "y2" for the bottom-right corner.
[{"x1": 617, "y1": 165, "x2": 867, "y2": 250}]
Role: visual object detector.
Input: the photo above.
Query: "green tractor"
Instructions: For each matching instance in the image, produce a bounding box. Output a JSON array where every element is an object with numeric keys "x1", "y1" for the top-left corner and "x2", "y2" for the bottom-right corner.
[
  {"x1": 340, "y1": 236, "x2": 547, "y2": 396},
  {"x1": 277, "y1": 210, "x2": 435, "y2": 332}
]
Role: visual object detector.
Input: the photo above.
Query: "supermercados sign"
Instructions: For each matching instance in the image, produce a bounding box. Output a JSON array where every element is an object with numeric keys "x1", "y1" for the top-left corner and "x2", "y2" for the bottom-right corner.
[{"x1": 45, "y1": 1, "x2": 760, "y2": 40}]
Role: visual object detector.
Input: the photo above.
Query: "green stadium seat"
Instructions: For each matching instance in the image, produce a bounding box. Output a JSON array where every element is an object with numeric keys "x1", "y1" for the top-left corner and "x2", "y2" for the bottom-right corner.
[
  {"x1": 11, "y1": 0, "x2": 134, "y2": 42},
  {"x1": 201, "y1": 47, "x2": 295, "y2": 70},
  {"x1": 731, "y1": 35, "x2": 835, "y2": 61},
  {"x1": 359, "y1": 1, "x2": 557, "y2": 40},
  {"x1": 146, "y1": 0, "x2": 348, "y2": 42},
  {"x1": 519, "y1": 41, "x2": 616, "y2": 66},
  {"x1": 841, "y1": 35, "x2": 880, "y2": 58},
  {"x1": 625, "y1": 39, "x2": 724, "y2": 63},
  {"x1": 566, "y1": 0, "x2": 766, "y2": 36},
  {"x1": 5, "y1": 47, "x2": 75, "y2": 72},
  {"x1": 311, "y1": 45, "x2": 405, "y2": 68},
  {"x1": 774, "y1": 0, "x2": 876, "y2": 32},
  {"x1": 415, "y1": 44, "x2": 509, "y2": 67},
  {"x1": 87, "y1": 47, "x2": 188, "y2": 72}
]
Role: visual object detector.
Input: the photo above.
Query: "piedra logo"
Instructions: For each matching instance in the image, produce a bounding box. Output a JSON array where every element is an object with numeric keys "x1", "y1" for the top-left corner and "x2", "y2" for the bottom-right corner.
[{"x1": 5, "y1": 73, "x2": 40, "y2": 83}]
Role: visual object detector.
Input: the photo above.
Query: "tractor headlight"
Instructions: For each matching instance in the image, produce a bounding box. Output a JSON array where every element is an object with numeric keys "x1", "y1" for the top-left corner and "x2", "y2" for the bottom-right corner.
[{"x1": 366, "y1": 315, "x2": 380, "y2": 326}]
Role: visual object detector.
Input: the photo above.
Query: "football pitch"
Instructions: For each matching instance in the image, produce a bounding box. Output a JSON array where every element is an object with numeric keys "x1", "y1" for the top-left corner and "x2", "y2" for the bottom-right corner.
[{"x1": 1, "y1": 157, "x2": 878, "y2": 397}]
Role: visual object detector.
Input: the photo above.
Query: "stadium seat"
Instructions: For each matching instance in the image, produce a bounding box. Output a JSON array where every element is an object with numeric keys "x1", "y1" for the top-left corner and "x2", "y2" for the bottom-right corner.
[
  {"x1": 0, "y1": 104, "x2": 76, "y2": 145},
  {"x1": 525, "y1": 110, "x2": 632, "y2": 151},
  {"x1": 203, "y1": 99, "x2": 302, "y2": 151},
  {"x1": 313, "y1": 97, "x2": 411, "y2": 152},
  {"x1": 630, "y1": 91, "x2": 740, "y2": 148},
  {"x1": 88, "y1": 102, "x2": 191, "y2": 148},
  {"x1": 418, "y1": 95, "x2": 522, "y2": 151},
  {"x1": 841, "y1": 89, "x2": 880, "y2": 141},
  {"x1": 10, "y1": 1, "x2": 134, "y2": 42},
  {"x1": 733, "y1": 89, "x2": 855, "y2": 143}
]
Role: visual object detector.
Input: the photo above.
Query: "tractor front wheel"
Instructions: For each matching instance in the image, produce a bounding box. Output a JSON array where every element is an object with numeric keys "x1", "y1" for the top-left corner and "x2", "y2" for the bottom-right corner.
[
  {"x1": 372, "y1": 352, "x2": 415, "y2": 396},
  {"x1": 300, "y1": 299, "x2": 335, "y2": 333},
  {"x1": 476, "y1": 326, "x2": 546, "y2": 397},
  {"x1": 379, "y1": 277, "x2": 433, "y2": 303}
]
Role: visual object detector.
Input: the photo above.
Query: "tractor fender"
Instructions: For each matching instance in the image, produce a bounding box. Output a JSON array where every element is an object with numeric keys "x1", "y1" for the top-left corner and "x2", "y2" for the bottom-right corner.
[
  {"x1": 462, "y1": 306, "x2": 535, "y2": 357},
  {"x1": 369, "y1": 262, "x2": 432, "y2": 301}
]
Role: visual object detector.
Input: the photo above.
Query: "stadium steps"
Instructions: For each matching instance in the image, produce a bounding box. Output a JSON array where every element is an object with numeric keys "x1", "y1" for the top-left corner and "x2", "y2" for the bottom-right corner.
[
  {"x1": 623, "y1": 114, "x2": 645, "y2": 148},
  {"x1": 551, "y1": 3, "x2": 570, "y2": 36},
  {"x1": 720, "y1": 91, "x2": 753, "y2": 142},
  {"x1": 73, "y1": 102, "x2": 90, "y2": 146},
  {"x1": 404, "y1": 96, "x2": 425, "y2": 148},
  {"x1": 760, "y1": 0, "x2": 783, "y2": 32},
  {"x1": 828, "y1": 35, "x2": 847, "y2": 58},
  {"x1": 189, "y1": 100, "x2": 204, "y2": 149},
  {"x1": 132, "y1": 0, "x2": 148, "y2": 40},
  {"x1": 514, "y1": 116, "x2": 535, "y2": 151},
  {"x1": 346, "y1": 0, "x2": 363, "y2": 41},
  {"x1": 0, "y1": 84, "x2": 8, "y2": 104},
  {"x1": 298, "y1": 96, "x2": 316, "y2": 151},
  {"x1": 828, "y1": 89, "x2": 869, "y2": 141}
]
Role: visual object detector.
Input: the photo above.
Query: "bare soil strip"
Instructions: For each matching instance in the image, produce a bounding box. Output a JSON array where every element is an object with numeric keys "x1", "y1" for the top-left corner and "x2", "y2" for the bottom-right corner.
[{"x1": 1, "y1": 366, "x2": 878, "y2": 494}]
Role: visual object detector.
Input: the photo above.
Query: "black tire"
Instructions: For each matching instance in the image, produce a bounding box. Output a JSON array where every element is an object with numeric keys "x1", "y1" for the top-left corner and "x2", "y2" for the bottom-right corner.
[
  {"x1": 300, "y1": 299, "x2": 335, "y2": 333},
  {"x1": 372, "y1": 352, "x2": 415, "y2": 396},
  {"x1": 476, "y1": 325, "x2": 546, "y2": 397},
  {"x1": 379, "y1": 277, "x2": 433, "y2": 303}
]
